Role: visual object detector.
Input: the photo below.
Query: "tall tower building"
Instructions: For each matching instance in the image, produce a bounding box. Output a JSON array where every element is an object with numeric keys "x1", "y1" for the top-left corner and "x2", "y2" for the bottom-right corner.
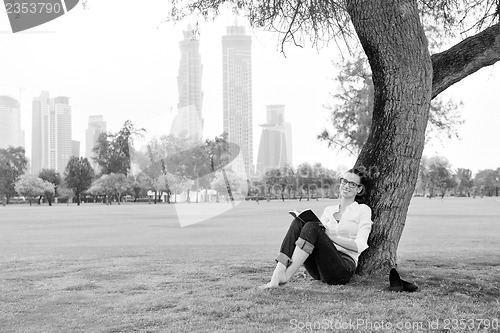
[
  {"x1": 222, "y1": 24, "x2": 254, "y2": 176},
  {"x1": 85, "y1": 115, "x2": 107, "y2": 170},
  {"x1": 0, "y1": 96, "x2": 23, "y2": 149},
  {"x1": 256, "y1": 105, "x2": 293, "y2": 176},
  {"x1": 31, "y1": 91, "x2": 48, "y2": 174},
  {"x1": 170, "y1": 25, "x2": 204, "y2": 141},
  {"x1": 72, "y1": 140, "x2": 80, "y2": 158},
  {"x1": 31, "y1": 91, "x2": 72, "y2": 175}
]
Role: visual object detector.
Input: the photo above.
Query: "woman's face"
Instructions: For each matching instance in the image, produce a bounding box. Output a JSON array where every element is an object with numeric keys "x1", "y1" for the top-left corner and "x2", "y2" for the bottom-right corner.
[{"x1": 339, "y1": 172, "x2": 362, "y2": 199}]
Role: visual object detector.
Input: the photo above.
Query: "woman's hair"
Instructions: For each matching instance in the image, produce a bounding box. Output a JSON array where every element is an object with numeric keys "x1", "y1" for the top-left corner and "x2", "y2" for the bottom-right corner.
[{"x1": 346, "y1": 168, "x2": 370, "y2": 204}]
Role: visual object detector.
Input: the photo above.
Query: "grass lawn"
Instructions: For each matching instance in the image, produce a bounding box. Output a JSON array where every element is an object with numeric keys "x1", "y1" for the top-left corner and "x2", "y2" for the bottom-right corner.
[{"x1": 1, "y1": 197, "x2": 499, "y2": 332}]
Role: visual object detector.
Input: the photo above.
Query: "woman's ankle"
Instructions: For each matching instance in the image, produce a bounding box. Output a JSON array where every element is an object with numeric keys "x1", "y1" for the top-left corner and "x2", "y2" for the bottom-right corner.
[{"x1": 276, "y1": 262, "x2": 287, "y2": 271}]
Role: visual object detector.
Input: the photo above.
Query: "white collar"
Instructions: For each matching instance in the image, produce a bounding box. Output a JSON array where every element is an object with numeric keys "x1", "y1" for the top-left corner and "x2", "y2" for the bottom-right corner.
[{"x1": 337, "y1": 201, "x2": 358, "y2": 210}]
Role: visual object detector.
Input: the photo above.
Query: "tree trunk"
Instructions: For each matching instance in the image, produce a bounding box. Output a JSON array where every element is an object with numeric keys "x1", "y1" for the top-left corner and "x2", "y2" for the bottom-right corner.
[
  {"x1": 346, "y1": 0, "x2": 433, "y2": 275},
  {"x1": 222, "y1": 168, "x2": 234, "y2": 201}
]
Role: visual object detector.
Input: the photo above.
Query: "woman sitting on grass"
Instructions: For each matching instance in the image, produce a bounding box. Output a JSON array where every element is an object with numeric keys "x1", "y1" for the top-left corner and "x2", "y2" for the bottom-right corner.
[{"x1": 260, "y1": 168, "x2": 373, "y2": 288}]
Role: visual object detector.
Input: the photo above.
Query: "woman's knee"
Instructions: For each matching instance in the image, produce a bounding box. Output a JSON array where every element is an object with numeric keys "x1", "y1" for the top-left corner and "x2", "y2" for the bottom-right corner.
[
  {"x1": 289, "y1": 218, "x2": 304, "y2": 230},
  {"x1": 301, "y1": 221, "x2": 322, "y2": 234},
  {"x1": 298, "y1": 221, "x2": 323, "y2": 246}
]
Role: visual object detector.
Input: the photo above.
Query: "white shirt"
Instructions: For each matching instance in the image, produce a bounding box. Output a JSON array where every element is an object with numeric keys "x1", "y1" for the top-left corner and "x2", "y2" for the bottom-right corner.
[{"x1": 320, "y1": 202, "x2": 373, "y2": 264}]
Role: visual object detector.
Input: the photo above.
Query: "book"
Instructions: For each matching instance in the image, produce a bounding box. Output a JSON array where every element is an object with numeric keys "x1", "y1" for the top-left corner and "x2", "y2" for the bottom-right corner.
[{"x1": 289, "y1": 209, "x2": 321, "y2": 223}]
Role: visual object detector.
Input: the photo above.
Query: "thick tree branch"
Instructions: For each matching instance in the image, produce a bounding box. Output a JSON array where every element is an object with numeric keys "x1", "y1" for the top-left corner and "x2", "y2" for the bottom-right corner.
[{"x1": 432, "y1": 22, "x2": 500, "y2": 99}]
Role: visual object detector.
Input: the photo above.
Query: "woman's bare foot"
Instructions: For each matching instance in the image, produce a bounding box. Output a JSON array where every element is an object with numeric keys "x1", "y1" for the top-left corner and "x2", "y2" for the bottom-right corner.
[{"x1": 259, "y1": 263, "x2": 287, "y2": 289}]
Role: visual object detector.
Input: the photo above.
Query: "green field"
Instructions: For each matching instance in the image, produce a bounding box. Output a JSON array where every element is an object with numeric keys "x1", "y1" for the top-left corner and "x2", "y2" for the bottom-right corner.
[{"x1": 1, "y1": 197, "x2": 499, "y2": 332}]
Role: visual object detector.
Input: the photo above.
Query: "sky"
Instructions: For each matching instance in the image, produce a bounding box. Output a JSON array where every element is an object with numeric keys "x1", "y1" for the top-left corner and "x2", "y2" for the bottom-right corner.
[{"x1": 1, "y1": 0, "x2": 499, "y2": 176}]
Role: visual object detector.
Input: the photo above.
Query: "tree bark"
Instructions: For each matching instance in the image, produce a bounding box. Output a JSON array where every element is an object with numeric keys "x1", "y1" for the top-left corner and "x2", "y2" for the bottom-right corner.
[
  {"x1": 346, "y1": 0, "x2": 433, "y2": 274},
  {"x1": 432, "y1": 23, "x2": 500, "y2": 99}
]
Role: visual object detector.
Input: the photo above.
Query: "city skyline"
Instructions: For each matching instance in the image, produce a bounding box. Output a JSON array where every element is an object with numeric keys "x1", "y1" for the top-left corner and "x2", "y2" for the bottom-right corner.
[
  {"x1": 1, "y1": 1, "x2": 499, "y2": 176},
  {"x1": 31, "y1": 91, "x2": 73, "y2": 175},
  {"x1": 256, "y1": 104, "x2": 293, "y2": 176},
  {"x1": 0, "y1": 95, "x2": 24, "y2": 149},
  {"x1": 85, "y1": 115, "x2": 107, "y2": 171},
  {"x1": 170, "y1": 24, "x2": 204, "y2": 141},
  {"x1": 222, "y1": 24, "x2": 254, "y2": 176}
]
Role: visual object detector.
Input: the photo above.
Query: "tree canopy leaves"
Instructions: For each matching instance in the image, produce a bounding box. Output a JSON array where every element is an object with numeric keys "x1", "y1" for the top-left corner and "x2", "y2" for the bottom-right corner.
[
  {"x1": 0, "y1": 147, "x2": 28, "y2": 203},
  {"x1": 93, "y1": 120, "x2": 145, "y2": 176},
  {"x1": 169, "y1": 0, "x2": 499, "y2": 53},
  {"x1": 319, "y1": 53, "x2": 464, "y2": 156},
  {"x1": 64, "y1": 157, "x2": 95, "y2": 205}
]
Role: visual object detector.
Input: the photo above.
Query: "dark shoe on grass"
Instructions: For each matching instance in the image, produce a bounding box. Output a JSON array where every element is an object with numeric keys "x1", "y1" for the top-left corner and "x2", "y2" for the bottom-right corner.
[
  {"x1": 389, "y1": 268, "x2": 418, "y2": 292},
  {"x1": 401, "y1": 278, "x2": 418, "y2": 292},
  {"x1": 389, "y1": 268, "x2": 404, "y2": 292}
]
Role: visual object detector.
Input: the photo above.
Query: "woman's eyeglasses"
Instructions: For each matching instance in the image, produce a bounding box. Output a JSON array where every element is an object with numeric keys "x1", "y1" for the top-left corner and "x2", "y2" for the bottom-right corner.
[{"x1": 339, "y1": 178, "x2": 360, "y2": 189}]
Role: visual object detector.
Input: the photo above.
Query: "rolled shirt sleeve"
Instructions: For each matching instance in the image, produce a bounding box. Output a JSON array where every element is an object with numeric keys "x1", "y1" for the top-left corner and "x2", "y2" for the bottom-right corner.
[{"x1": 353, "y1": 204, "x2": 373, "y2": 253}]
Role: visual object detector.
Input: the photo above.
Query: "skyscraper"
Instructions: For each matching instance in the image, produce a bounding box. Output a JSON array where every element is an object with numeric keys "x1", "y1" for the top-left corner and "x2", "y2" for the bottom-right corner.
[
  {"x1": 0, "y1": 95, "x2": 23, "y2": 149},
  {"x1": 222, "y1": 24, "x2": 254, "y2": 176},
  {"x1": 256, "y1": 105, "x2": 293, "y2": 176},
  {"x1": 170, "y1": 25, "x2": 204, "y2": 141},
  {"x1": 31, "y1": 91, "x2": 72, "y2": 175},
  {"x1": 85, "y1": 115, "x2": 107, "y2": 170},
  {"x1": 72, "y1": 140, "x2": 80, "y2": 158}
]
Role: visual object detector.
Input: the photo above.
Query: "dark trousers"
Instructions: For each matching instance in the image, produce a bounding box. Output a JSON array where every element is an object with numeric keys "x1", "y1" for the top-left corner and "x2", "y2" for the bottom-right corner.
[{"x1": 276, "y1": 218, "x2": 356, "y2": 285}]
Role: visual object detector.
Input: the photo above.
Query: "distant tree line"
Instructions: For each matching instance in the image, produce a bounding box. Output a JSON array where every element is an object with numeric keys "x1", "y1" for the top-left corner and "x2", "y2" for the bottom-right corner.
[
  {"x1": 415, "y1": 155, "x2": 500, "y2": 198},
  {"x1": 2, "y1": 122, "x2": 499, "y2": 206},
  {"x1": 0, "y1": 121, "x2": 239, "y2": 205},
  {"x1": 249, "y1": 163, "x2": 339, "y2": 201}
]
